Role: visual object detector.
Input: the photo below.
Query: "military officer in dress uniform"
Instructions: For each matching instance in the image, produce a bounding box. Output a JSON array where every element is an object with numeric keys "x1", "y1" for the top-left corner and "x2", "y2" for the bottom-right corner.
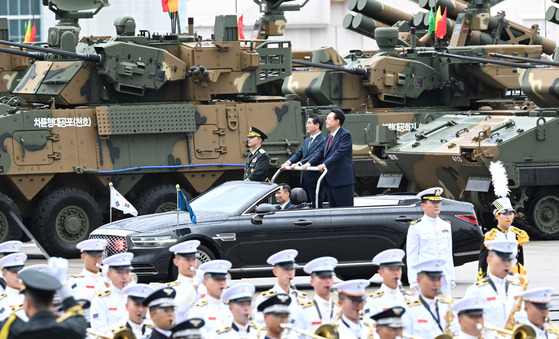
[
  {"x1": 405, "y1": 258, "x2": 459, "y2": 338},
  {"x1": 296, "y1": 256, "x2": 338, "y2": 332},
  {"x1": 254, "y1": 250, "x2": 306, "y2": 325},
  {"x1": 167, "y1": 240, "x2": 202, "y2": 323},
  {"x1": 188, "y1": 260, "x2": 233, "y2": 336},
  {"x1": 515, "y1": 288, "x2": 558, "y2": 339},
  {"x1": 478, "y1": 197, "x2": 530, "y2": 280},
  {"x1": 332, "y1": 279, "x2": 375, "y2": 339},
  {"x1": 213, "y1": 283, "x2": 258, "y2": 338},
  {"x1": 143, "y1": 287, "x2": 177, "y2": 339},
  {"x1": 171, "y1": 318, "x2": 205, "y2": 339},
  {"x1": 0, "y1": 253, "x2": 27, "y2": 322},
  {"x1": 451, "y1": 297, "x2": 493, "y2": 339},
  {"x1": 0, "y1": 241, "x2": 22, "y2": 293},
  {"x1": 68, "y1": 239, "x2": 107, "y2": 322},
  {"x1": 464, "y1": 239, "x2": 524, "y2": 328},
  {"x1": 90, "y1": 252, "x2": 134, "y2": 333},
  {"x1": 364, "y1": 249, "x2": 413, "y2": 319},
  {"x1": 257, "y1": 294, "x2": 292, "y2": 339},
  {"x1": 244, "y1": 126, "x2": 270, "y2": 182},
  {"x1": 107, "y1": 283, "x2": 155, "y2": 338},
  {"x1": 371, "y1": 306, "x2": 406, "y2": 339},
  {"x1": 406, "y1": 187, "x2": 455, "y2": 295}
]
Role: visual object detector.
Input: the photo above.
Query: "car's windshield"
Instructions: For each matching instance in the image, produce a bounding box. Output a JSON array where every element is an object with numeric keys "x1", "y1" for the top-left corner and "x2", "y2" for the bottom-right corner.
[{"x1": 190, "y1": 183, "x2": 273, "y2": 214}]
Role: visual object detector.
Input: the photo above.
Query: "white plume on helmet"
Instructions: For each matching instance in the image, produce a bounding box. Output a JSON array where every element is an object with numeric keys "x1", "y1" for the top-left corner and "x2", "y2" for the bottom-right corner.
[{"x1": 490, "y1": 161, "x2": 509, "y2": 198}]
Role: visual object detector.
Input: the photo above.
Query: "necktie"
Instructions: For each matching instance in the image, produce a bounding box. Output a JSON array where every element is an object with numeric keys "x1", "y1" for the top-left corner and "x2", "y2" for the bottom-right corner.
[{"x1": 327, "y1": 134, "x2": 333, "y2": 149}]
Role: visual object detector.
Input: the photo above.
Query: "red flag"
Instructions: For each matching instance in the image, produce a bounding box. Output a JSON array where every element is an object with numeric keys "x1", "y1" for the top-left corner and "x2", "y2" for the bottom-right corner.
[
  {"x1": 435, "y1": 7, "x2": 447, "y2": 39},
  {"x1": 161, "y1": 0, "x2": 178, "y2": 12},
  {"x1": 30, "y1": 22, "x2": 36, "y2": 42},
  {"x1": 237, "y1": 15, "x2": 245, "y2": 39}
]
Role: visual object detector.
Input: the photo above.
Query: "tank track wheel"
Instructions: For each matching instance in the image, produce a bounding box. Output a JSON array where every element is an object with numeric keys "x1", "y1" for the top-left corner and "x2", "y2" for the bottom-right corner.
[{"x1": 0, "y1": 193, "x2": 23, "y2": 242}]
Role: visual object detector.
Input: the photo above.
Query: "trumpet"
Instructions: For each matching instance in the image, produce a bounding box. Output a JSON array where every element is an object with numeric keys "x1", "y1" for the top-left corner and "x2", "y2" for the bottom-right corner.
[
  {"x1": 87, "y1": 328, "x2": 136, "y2": 339},
  {"x1": 506, "y1": 274, "x2": 529, "y2": 331},
  {"x1": 281, "y1": 323, "x2": 339, "y2": 339},
  {"x1": 436, "y1": 288, "x2": 454, "y2": 336},
  {"x1": 484, "y1": 323, "x2": 536, "y2": 339}
]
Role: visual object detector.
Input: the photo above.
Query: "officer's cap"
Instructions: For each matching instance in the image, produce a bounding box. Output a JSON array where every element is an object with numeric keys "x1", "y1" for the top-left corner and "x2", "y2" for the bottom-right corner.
[
  {"x1": 123, "y1": 283, "x2": 154, "y2": 303},
  {"x1": 171, "y1": 318, "x2": 205, "y2": 339},
  {"x1": 169, "y1": 240, "x2": 200, "y2": 258},
  {"x1": 484, "y1": 239, "x2": 518, "y2": 260},
  {"x1": 303, "y1": 256, "x2": 337, "y2": 277},
  {"x1": 333, "y1": 279, "x2": 370, "y2": 301},
  {"x1": 492, "y1": 197, "x2": 515, "y2": 216},
  {"x1": 142, "y1": 287, "x2": 176, "y2": 308},
  {"x1": 102, "y1": 252, "x2": 134, "y2": 270},
  {"x1": 371, "y1": 306, "x2": 406, "y2": 328},
  {"x1": 372, "y1": 249, "x2": 405, "y2": 267},
  {"x1": 20, "y1": 270, "x2": 61, "y2": 293},
  {"x1": 267, "y1": 249, "x2": 298, "y2": 269},
  {"x1": 0, "y1": 241, "x2": 23, "y2": 255},
  {"x1": 412, "y1": 258, "x2": 445, "y2": 277},
  {"x1": 198, "y1": 259, "x2": 231, "y2": 279},
  {"x1": 247, "y1": 126, "x2": 268, "y2": 140},
  {"x1": 221, "y1": 283, "x2": 255, "y2": 304},
  {"x1": 76, "y1": 239, "x2": 107, "y2": 255},
  {"x1": 257, "y1": 293, "x2": 291, "y2": 314},
  {"x1": 416, "y1": 187, "x2": 444, "y2": 201},
  {"x1": 451, "y1": 297, "x2": 485, "y2": 316},
  {"x1": 0, "y1": 253, "x2": 27, "y2": 271},
  {"x1": 19, "y1": 264, "x2": 52, "y2": 275},
  {"x1": 519, "y1": 287, "x2": 555, "y2": 309}
]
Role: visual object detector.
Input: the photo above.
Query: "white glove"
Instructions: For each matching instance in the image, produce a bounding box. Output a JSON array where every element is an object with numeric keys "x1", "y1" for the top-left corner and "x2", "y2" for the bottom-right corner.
[
  {"x1": 101, "y1": 264, "x2": 110, "y2": 284},
  {"x1": 514, "y1": 310, "x2": 528, "y2": 324},
  {"x1": 410, "y1": 282, "x2": 419, "y2": 292},
  {"x1": 449, "y1": 317, "x2": 461, "y2": 335},
  {"x1": 450, "y1": 281, "x2": 456, "y2": 288},
  {"x1": 48, "y1": 257, "x2": 69, "y2": 286},
  {"x1": 193, "y1": 269, "x2": 205, "y2": 288}
]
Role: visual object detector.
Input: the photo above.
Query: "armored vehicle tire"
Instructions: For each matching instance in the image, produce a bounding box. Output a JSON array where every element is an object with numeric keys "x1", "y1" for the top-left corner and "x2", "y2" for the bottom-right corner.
[
  {"x1": 0, "y1": 193, "x2": 23, "y2": 242},
  {"x1": 527, "y1": 194, "x2": 559, "y2": 239},
  {"x1": 31, "y1": 188, "x2": 103, "y2": 257},
  {"x1": 136, "y1": 184, "x2": 192, "y2": 215},
  {"x1": 168, "y1": 244, "x2": 216, "y2": 280}
]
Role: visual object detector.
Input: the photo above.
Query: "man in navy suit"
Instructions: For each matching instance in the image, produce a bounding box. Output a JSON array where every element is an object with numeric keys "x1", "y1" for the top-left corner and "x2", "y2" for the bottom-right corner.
[
  {"x1": 275, "y1": 184, "x2": 296, "y2": 210},
  {"x1": 281, "y1": 114, "x2": 326, "y2": 207},
  {"x1": 303, "y1": 108, "x2": 355, "y2": 207}
]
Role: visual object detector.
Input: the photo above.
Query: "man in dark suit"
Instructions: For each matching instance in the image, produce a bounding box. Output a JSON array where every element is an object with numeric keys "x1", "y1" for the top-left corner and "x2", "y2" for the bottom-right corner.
[
  {"x1": 275, "y1": 184, "x2": 296, "y2": 210},
  {"x1": 244, "y1": 126, "x2": 270, "y2": 182},
  {"x1": 303, "y1": 108, "x2": 355, "y2": 207},
  {"x1": 281, "y1": 114, "x2": 326, "y2": 207}
]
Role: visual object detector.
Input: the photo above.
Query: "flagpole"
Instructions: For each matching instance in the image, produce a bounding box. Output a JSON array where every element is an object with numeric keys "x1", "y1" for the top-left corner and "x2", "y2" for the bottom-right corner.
[
  {"x1": 176, "y1": 184, "x2": 180, "y2": 229},
  {"x1": 109, "y1": 182, "x2": 113, "y2": 223}
]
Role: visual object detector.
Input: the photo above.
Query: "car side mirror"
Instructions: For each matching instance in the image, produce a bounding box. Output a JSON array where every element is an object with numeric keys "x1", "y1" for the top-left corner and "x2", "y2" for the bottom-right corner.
[{"x1": 251, "y1": 204, "x2": 276, "y2": 224}]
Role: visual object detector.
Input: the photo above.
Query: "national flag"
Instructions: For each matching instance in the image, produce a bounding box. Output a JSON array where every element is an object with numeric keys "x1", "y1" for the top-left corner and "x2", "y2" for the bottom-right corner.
[
  {"x1": 162, "y1": 0, "x2": 178, "y2": 13},
  {"x1": 24, "y1": 21, "x2": 31, "y2": 42},
  {"x1": 30, "y1": 22, "x2": 36, "y2": 43},
  {"x1": 110, "y1": 184, "x2": 138, "y2": 216},
  {"x1": 178, "y1": 189, "x2": 197, "y2": 224},
  {"x1": 435, "y1": 7, "x2": 447, "y2": 39},
  {"x1": 237, "y1": 14, "x2": 245, "y2": 40},
  {"x1": 427, "y1": 8, "x2": 435, "y2": 35},
  {"x1": 435, "y1": 7, "x2": 442, "y2": 32}
]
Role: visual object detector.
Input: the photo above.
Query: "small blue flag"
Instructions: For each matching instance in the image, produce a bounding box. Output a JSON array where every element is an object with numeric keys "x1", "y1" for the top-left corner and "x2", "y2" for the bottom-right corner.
[{"x1": 178, "y1": 190, "x2": 197, "y2": 224}]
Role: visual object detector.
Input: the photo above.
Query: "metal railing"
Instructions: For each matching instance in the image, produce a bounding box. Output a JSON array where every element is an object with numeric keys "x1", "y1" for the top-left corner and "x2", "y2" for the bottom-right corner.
[{"x1": 271, "y1": 166, "x2": 328, "y2": 209}]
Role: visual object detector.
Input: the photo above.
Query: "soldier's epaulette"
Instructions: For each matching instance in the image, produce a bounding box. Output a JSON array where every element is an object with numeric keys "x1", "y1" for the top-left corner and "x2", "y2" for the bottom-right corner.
[
  {"x1": 509, "y1": 280, "x2": 523, "y2": 286},
  {"x1": 261, "y1": 290, "x2": 276, "y2": 297},
  {"x1": 407, "y1": 299, "x2": 421, "y2": 307},
  {"x1": 403, "y1": 290, "x2": 415, "y2": 296},
  {"x1": 296, "y1": 290, "x2": 307, "y2": 298},
  {"x1": 0, "y1": 293, "x2": 6, "y2": 301},
  {"x1": 70, "y1": 274, "x2": 84, "y2": 278},
  {"x1": 510, "y1": 227, "x2": 530, "y2": 244},
  {"x1": 437, "y1": 297, "x2": 451, "y2": 304},
  {"x1": 11, "y1": 304, "x2": 23, "y2": 312},
  {"x1": 195, "y1": 300, "x2": 208, "y2": 307},
  {"x1": 410, "y1": 219, "x2": 420, "y2": 225},
  {"x1": 484, "y1": 228, "x2": 498, "y2": 242},
  {"x1": 112, "y1": 325, "x2": 127, "y2": 333},
  {"x1": 216, "y1": 327, "x2": 232, "y2": 334},
  {"x1": 368, "y1": 291, "x2": 383, "y2": 299},
  {"x1": 97, "y1": 290, "x2": 111, "y2": 298},
  {"x1": 145, "y1": 324, "x2": 154, "y2": 329},
  {"x1": 547, "y1": 326, "x2": 558, "y2": 334},
  {"x1": 299, "y1": 300, "x2": 314, "y2": 308},
  {"x1": 166, "y1": 281, "x2": 180, "y2": 287},
  {"x1": 475, "y1": 278, "x2": 489, "y2": 287},
  {"x1": 259, "y1": 148, "x2": 266, "y2": 154},
  {"x1": 56, "y1": 305, "x2": 83, "y2": 323}
]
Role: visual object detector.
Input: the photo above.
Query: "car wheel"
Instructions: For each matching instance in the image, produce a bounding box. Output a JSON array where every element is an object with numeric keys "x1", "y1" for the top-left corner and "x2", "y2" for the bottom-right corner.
[
  {"x1": 136, "y1": 184, "x2": 192, "y2": 214},
  {"x1": 0, "y1": 193, "x2": 23, "y2": 242},
  {"x1": 197, "y1": 245, "x2": 216, "y2": 264},
  {"x1": 31, "y1": 188, "x2": 103, "y2": 257}
]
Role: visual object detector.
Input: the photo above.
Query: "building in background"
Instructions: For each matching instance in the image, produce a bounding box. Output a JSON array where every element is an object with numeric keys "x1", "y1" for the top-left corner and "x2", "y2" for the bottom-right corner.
[{"x1": 2, "y1": 0, "x2": 41, "y2": 42}]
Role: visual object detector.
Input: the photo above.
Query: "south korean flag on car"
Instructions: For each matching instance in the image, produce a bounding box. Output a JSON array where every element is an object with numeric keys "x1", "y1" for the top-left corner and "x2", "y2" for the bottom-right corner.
[{"x1": 109, "y1": 182, "x2": 138, "y2": 216}]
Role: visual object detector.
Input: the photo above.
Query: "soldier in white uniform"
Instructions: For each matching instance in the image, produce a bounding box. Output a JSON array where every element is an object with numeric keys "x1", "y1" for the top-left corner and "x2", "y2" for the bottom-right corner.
[
  {"x1": 90, "y1": 252, "x2": 135, "y2": 333},
  {"x1": 332, "y1": 279, "x2": 376, "y2": 339},
  {"x1": 406, "y1": 187, "x2": 455, "y2": 295},
  {"x1": 0, "y1": 253, "x2": 27, "y2": 322},
  {"x1": 254, "y1": 249, "x2": 306, "y2": 325},
  {"x1": 67, "y1": 239, "x2": 107, "y2": 322},
  {"x1": 452, "y1": 297, "x2": 494, "y2": 339},
  {"x1": 143, "y1": 287, "x2": 177, "y2": 339},
  {"x1": 463, "y1": 239, "x2": 524, "y2": 328},
  {"x1": 371, "y1": 306, "x2": 406, "y2": 339},
  {"x1": 364, "y1": 249, "x2": 413, "y2": 319},
  {"x1": 171, "y1": 318, "x2": 205, "y2": 339},
  {"x1": 167, "y1": 240, "x2": 202, "y2": 323},
  {"x1": 188, "y1": 260, "x2": 233, "y2": 336},
  {"x1": 106, "y1": 283, "x2": 155, "y2": 338},
  {"x1": 405, "y1": 258, "x2": 459, "y2": 338},
  {"x1": 213, "y1": 283, "x2": 259, "y2": 338},
  {"x1": 257, "y1": 293, "x2": 292, "y2": 339},
  {"x1": 516, "y1": 288, "x2": 558, "y2": 339},
  {"x1": 296, "y1": 256, "x2": 338, "y2": 332},
  {"x1": 0, "y1": 241, "x2": 23, "y2": 293}
]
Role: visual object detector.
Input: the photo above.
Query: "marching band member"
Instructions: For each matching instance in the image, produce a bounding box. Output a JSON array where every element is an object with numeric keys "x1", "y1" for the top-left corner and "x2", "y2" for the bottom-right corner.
[
  {"x1": 0, "y1": 241, "x2": 23, "y2": 293},
  {"x1": 332, "y1": 279, "x2": 376, "y2": 339},
  {"x1": 452, "y1": 297, "x2": 493, "y2": 339},
  {"x1": 0, "y1": 253, "x2": 27, "y2": 322},
  {"x1": 372, "y1": 307, "x2": 406, "y2": 339},
  {"x1": 109, "y1": 283, "x2": 155, "y2": 338},
  {"x1": 143, "y1": 287, "x2": 177, "y2": 339},
  {"x1": 214, "y1": 283, "x2": 258, "y2": 338},
  {"x1": 171, "y1": 318, "x2": 205, "y2": 339},
  {"x1": 516, "y1": 287, "x2": 558, "y2": 339},
  {"x1": 258, "y1": 293, "x2": 292, "y2": 339}
]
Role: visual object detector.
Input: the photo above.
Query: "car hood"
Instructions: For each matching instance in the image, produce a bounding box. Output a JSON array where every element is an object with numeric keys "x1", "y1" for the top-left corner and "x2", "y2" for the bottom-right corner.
[{"x1": 95, "y1": 210, "x2": 230, "y2": 233}]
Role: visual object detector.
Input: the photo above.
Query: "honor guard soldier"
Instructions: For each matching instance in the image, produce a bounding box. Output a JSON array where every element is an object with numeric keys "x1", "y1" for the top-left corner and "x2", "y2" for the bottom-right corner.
[
  {"x1": 405, "y1": 258, "x2": 459, "y2": 338},
  {"x1": 451, "y1": 297, "x2": 492, "y2": 339},
  {"x1": 108, "y1": 283, "x2": 155, "y2": 338},
  {"x1": 257, "y1": 293, "x2": 292, "y2": 339},
  {"x1": 364, "y1": 249, "x2": 413, "y2": 319},
  {"x1": 332, "y1": 279, "x2": 376, "y2": 339},
  {"x1": 515, "y1": 288, "x2": 558, "y2": 339},
  {"x1": 0, "y1": 253, "x2": 27, "y2": 322},
  {"x1": 244, "y1": 126, "x2": 270, "y2": 182},
  {"x1": 464, "y1": 239, "x2": 524, "y2": 328},
  {"x1": 171, "y1": 318, "x2": 205, "y2": 339},
  {"x1": 90, "y1": 252, "x2": 134, "y2": 333},
  {"x1": 0, "y1": 261, "x2": 87, "y2": 339},
  {"x1": 255, "y1": 250, "x2": 306, "y2": 325},
  {"x1": 406, "y1": 187, "x2": 455, "y2": 295},
  {"x1": 188, "y1": 260, "x2": 233, "y2": 335},
  {"x1": 0, "y1": 241, "x2": 22, "y2": 294},
  {"x1": 478, "y1": 197, "x2": 529, "y2": 280},
  {"x1": 143, "y1": 287, "x2": 177, "y2": 339},
  {"x1": 372, "y1": 307, "x2": 406, "y2": 339},
  {"x1": 296, "y1": 256, "x2": 338, "y2": 332},
  {"x1": 167, "y1": 240, "x2": 202, "y2": 323},
  {"x1": 214, "y1": 283, "x2": 258, "y2": 338}
]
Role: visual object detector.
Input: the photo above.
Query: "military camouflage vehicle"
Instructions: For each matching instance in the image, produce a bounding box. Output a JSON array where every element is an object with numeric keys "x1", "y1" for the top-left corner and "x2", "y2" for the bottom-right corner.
[
  {"x1": 0, "y1": 0, "x2": 308, "y2": 256},
  {"x1": 0, "y1": 19, "x2": 31, "y2": 96}
]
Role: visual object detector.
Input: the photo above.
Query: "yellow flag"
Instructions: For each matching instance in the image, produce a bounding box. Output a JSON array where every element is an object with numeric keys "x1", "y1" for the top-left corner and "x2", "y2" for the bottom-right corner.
[
  {"x1": 24, "y1": 20, "x2": 31, "y2": 42},
  {"x1": 435, "y1": 6, "x2": 442, "y2": 31}
]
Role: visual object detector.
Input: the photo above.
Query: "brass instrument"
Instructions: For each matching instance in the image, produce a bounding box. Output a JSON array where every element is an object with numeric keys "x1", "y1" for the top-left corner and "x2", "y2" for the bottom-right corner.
[
  {"x1": 360, "y1": 309, "x2": 377, "y2": 339},
  {"x1": 436, "y1": 288, "x2": 455, "y2": 336},
  {"x1": 403, "y1": 332, "x2": 425, "y2": 339},
  {"x1": 547, "y1": 317, "x2": 559, "y2": 333},
  {"x1": 280, "y1": 323, "x2": 339, "y2": 339},
  {"x1": 398, "y1": 279, "x2": 411, "y2": 302},
  {"x1": 505, "y1": 274, "x2": 529, "y2": 331},
  {"x1": 86, "y1": 328, "x2": 136, "y2": 339},
  {"x1": 484, "y1": 323, "x2": 536, "y2": 339}
]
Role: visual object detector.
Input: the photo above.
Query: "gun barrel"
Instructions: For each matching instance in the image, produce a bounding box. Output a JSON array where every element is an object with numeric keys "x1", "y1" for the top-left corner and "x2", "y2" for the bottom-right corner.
[
  {"x1": 349, "y1": 0, "x2": 412, "y2": 26},
  {"x1": 488, "y1": 52, "x2": 559, "y2": 67},
  {"x1": 343, "y1": 13, "x2": 388, "y2": 39},
  {"x1": 0, "y1": 46, "x2": 45, "y2": 60},
  {"x1": 434, "y1": 51, "x2": 538, "y2": 68},
  {"x1": 0, "y1": 39, "x2": 103, "y2": 64},
  {"x1": 292, "y1": 59, "x2": 369, "y2": 77}
]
